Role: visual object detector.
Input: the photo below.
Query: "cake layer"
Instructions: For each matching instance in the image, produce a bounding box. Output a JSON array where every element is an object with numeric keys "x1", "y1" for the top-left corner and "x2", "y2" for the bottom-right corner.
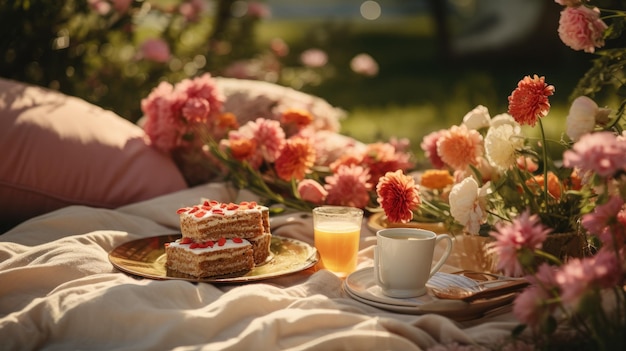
[
  {"x1": 177, "y1": 200, "x2": 270, "y2": 241},
  {"x1": 248, "y1": 233, "x2": 272, "y2": 264},
  {"x1": 165, "y1": 238, "x2": 254, "y2": 277}
]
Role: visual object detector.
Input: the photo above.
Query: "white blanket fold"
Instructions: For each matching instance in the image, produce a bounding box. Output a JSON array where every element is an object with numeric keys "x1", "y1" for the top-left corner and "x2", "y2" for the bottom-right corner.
[{"x1": 0, "y1": 183, "x2": 520, "y2": 350}]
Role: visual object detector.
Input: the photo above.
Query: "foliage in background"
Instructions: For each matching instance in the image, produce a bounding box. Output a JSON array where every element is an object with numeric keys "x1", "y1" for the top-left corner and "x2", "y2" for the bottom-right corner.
[
  {"x1": 1, "y1": 1, "x2": 593, "y2": 158},
  {"x1": 0, "y1": 0, "x2": 265, "y2": 121}
]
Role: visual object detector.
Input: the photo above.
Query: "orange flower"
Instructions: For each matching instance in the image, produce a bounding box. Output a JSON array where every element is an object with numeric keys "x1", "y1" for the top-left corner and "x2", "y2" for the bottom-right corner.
[
  {"x1": 329, "y1": 154, "x2": 362, "y2": 173},
  {"x1": 274, "y1": 137, "x2": 316, "y2": 181},
  {"x1": 376, "y1": 170, "x2": 421, "y2": 223},
  {"x1": 526, "y1": 171, "x2": 562, "y2": 198},
  {"x1": 507, "y1": 75, "x2": 555, "y2": 127},
  {"x1": 567, "y1": 169, "x2": 583, "y2": 191},
  {"x1": 229, "y1": 138, "x2": 257, "y2": 161},
  {"x1": 281, "y1": 108, "x2": 314, "y2": 128},
  {"x1": 217, "y1": 112, "x2": 239, "y2": 130},
  {"x1": 437, "y1": 125, "x2": 483, "y2": 171},
  {"x1": 420, "y1": 169, "x2": 454, "y2": 190}
]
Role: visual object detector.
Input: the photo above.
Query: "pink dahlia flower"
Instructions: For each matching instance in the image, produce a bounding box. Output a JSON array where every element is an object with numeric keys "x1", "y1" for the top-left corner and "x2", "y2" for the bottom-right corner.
[
  {"x1": 582, "y1": 195, "x2": 624, "y2": 235},
  {"x1": 238, "y1": 118, "x2": 286, "y2": 163},
  {"x1": 176, "y1": 74, "x2": 223, "y2": 122},
  {"x1": 513, "y1": 283, "x2": 551, "y2": 327},
  {"x1": 488, "y1": 210, "x2": 552, "y2": 277},
  {"x1": 421, "y1": 130, "x2": 446, "y2": 169},
  {"x1": 563, "y1": 131, "x2": 626, "y2": 178},
  {"x1": 325, "y1": 165, "x2": 372, "y2": 209},
  {"x1": 556, "y1": 249, "x2": 621, "y2": 308},
  {"x1": 297, "y1": 179, "x2": 328, "y2": 204},
  {"x1": 141, "y1": 82, "x2": 183, "y2": 152},
  {"x1": 558, "y1": 6, "x2": 608, "y2": 53},
  {"x1": 513, "y1": 263, "x2": 559, "y2": 327},
  {"x1": 141, "y1": 73, "x2": 224, "y2": 152}
]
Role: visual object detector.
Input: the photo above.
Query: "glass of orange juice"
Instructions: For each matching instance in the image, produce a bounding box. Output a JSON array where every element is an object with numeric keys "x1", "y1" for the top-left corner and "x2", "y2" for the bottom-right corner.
[{"x1": 312, "y1": 206, "x2": 363, "y2": 277}]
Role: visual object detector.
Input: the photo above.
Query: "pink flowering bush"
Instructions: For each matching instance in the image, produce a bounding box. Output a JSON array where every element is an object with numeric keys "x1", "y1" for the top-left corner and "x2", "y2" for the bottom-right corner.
[
  {"x1": 489, "y1": 157, "x2": 626, "y2": 349},
  {"x1": 141, "y1": 73, "x2": 414, "y2": 211},
  {"x1": 486, "y1": 2, "x2": 626, "y2": 348}
]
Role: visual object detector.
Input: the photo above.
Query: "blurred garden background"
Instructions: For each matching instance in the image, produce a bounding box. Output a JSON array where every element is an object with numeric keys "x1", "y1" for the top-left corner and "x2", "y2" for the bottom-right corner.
[{"x1": 1, "y1": 0, "x2": 592, "y2": 158}]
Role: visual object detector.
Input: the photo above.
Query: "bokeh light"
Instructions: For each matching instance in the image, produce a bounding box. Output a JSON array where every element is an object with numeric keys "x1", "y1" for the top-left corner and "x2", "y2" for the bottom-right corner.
[{"x1": 360, "y1": 1, "x2": 381, "y2": 20}]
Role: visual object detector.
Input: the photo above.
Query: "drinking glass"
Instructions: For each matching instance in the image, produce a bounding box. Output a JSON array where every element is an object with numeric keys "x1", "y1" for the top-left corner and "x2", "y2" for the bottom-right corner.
[{"x1": 312, "y1": 206, "x2": 363, "y2": 277}]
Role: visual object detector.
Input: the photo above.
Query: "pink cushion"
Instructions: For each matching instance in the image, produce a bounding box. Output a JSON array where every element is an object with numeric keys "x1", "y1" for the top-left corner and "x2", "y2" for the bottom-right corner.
[{"x1": 0, "y1": 78, "x2": 188, "y2": 227}]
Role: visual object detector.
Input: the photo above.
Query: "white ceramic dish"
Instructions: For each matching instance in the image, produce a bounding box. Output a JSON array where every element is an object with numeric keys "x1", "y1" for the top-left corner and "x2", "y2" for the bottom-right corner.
[{"x1": 343, "y1": 267, "x2": 517, "y2": 321}]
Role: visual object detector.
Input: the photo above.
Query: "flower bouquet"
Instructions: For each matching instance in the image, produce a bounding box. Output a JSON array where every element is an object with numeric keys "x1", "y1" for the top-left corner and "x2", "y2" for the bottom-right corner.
[
  {"x1": 378, "y1": 74, "x2": 591, "y2": 237},
  {"x1": 140, "y1": 73, "x2": 415, "y2": 213}
]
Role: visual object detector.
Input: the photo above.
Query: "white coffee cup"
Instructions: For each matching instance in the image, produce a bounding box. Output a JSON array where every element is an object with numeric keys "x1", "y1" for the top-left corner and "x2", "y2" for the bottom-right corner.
[{"x1": 374, "y1": 228, "x2": 454, "y2": 298}]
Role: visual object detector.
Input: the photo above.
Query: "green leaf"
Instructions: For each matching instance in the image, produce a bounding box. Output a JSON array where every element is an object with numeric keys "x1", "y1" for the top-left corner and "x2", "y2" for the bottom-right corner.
[{"x1": 512, "y1": 324, "x2": 527, "y2": 337}]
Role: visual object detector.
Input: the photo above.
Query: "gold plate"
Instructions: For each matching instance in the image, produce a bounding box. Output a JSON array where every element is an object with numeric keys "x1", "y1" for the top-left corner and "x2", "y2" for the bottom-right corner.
[{"x1": 108, "y1": 235, "x2": 319, "y2": 283}]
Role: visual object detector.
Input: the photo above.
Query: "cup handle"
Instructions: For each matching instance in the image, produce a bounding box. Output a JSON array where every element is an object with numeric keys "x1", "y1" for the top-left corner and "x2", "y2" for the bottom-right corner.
[{"x1": 429, "y1": 234, "x2": 454, "y2": 278}]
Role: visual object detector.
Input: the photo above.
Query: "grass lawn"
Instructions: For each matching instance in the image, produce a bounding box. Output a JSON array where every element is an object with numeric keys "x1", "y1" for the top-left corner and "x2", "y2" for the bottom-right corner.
[{"x1": 255, "y1": 12, "x2": 592, "y2": 159}]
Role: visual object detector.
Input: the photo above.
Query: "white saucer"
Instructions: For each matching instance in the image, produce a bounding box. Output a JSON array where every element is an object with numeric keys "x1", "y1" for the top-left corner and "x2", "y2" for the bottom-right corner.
[
  {"x1": 344, "y1": 286, "x2": 464, "y2": 314},
  {"x1": 344, "y1": 268, "x2": 473, "y2": 307},
  {"x1": 343, "y1": 267, "x2": 517, "y2": 320}
]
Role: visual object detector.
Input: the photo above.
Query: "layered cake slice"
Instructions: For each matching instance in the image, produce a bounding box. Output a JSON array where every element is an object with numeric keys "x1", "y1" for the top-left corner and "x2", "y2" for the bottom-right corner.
[
  {"x1": 165, "y1": 237, "x2": 254, "y2": 277},
  {"x1": 177, "y1": 200, "x2": 270, "y2": 242}
]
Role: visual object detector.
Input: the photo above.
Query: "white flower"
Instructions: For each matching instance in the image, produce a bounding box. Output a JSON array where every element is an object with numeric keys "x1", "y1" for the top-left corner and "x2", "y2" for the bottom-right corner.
[
  {"x1": 490, "y1": 113, "x2": 517, "y2": 128},
  {"x1": 565, "y1": 96, "x2": 611, "y2": 141},
  {"x1": 462, "y1": 105, "x2": 491, "y2": 130},
  {"x1": 449, "y1": 177, "x2": 490, "y2": 235},
  {"x1": 484, "y1": 123, "x2": 524, "y2": 171}
]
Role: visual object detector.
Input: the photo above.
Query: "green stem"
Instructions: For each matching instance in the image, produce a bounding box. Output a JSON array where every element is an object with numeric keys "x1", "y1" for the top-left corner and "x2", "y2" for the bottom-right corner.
[
  {"x1": 606, "y1": 99, "x2": 626, "y2": 133},
  {"x1": 538, "y1": 119, "x2": 549, "y2": 208},
  {"x1": 534, "y1": 248, "x2": 562, "y2": 266},
  {"x1": 597, "y1": 8, "x2": 626, "y2": 17}
]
